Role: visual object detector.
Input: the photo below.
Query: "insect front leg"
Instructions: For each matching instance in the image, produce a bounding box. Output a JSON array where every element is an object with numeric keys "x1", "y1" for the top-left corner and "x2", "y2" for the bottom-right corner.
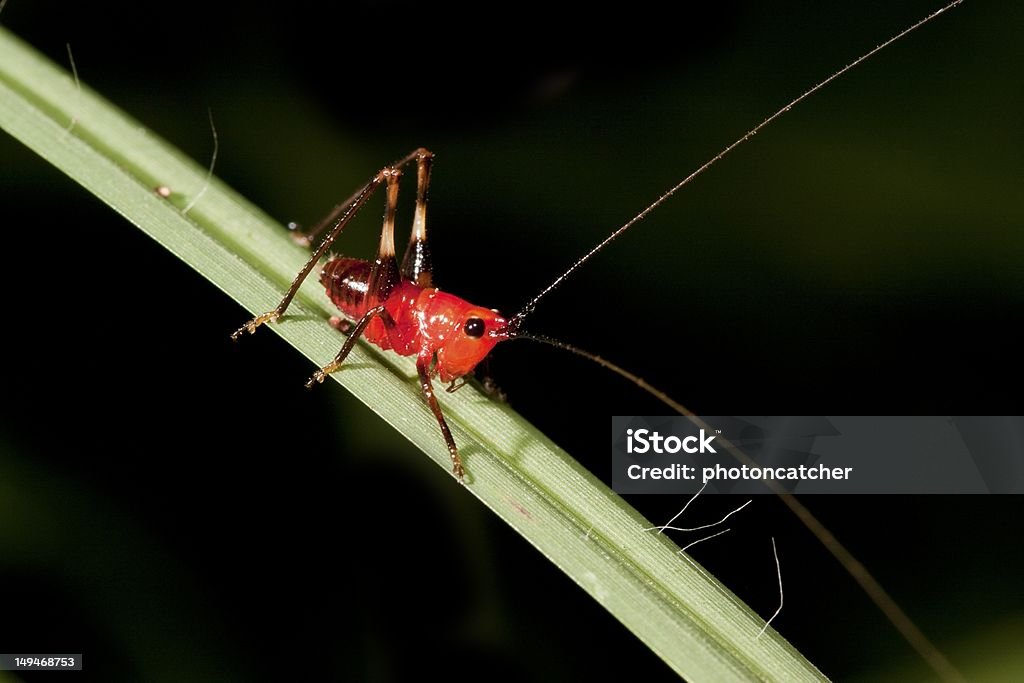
[{"x1": 416, "y1": 352, "x2": 464, "y2": 481}]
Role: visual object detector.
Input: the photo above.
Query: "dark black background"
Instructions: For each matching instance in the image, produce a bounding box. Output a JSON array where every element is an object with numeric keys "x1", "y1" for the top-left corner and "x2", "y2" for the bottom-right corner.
[{"x1": 1, "y1": 1, "x2": 1022, "y2": 681}]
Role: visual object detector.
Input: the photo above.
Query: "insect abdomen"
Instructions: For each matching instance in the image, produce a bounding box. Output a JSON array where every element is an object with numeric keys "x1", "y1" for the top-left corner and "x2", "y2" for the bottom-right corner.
[{"x1": 320, "y1": 256, "x2": 372, "y2": 320}]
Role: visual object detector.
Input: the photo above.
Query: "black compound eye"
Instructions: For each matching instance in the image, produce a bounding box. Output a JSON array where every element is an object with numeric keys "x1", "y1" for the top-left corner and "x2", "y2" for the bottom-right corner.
[{"x1": 464, "y1": 317, "x2": 486, "y2": 338}]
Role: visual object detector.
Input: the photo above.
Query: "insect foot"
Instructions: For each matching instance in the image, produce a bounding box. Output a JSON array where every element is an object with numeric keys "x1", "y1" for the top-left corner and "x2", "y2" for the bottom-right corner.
[
  {"x1": 230, "y1": 311, "x2": 279, "y2": 340},
  {"x1": 304, "y1": 370, "x2": 327, "y2": 389}
]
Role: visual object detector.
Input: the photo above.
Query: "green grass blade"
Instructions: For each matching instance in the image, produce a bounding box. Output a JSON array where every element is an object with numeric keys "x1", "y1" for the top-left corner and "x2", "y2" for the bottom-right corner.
[{"x1": 0, "y1": 27, "x2": 825, "y2": 682}]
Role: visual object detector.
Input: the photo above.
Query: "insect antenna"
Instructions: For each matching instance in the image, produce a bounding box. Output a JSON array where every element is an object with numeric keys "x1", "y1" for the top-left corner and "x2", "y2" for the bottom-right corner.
[
  {"x1": 513, "y1": 333, "x2": 693, "y2": 415},
  {"x1": 509, "y1": 0, "x2": 970, "y2": 656},
  {"x1": 515, "y1": 334, "x2": 965, "y2": 683},
  {"x1": 507, "y1": 0, "x2": 964, "y2": 334}
]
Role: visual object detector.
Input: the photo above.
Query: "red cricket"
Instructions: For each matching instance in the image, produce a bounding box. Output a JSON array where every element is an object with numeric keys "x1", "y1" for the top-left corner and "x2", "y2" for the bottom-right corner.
[
  {"x1": 232, "y1": 149, "x2": 514, "y2": 479},
  {"x1": 232, "y1": 3, "x2": 963, "y2": 482}
]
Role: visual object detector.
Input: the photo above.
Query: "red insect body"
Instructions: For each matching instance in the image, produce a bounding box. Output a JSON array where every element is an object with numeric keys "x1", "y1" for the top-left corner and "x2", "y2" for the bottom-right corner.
[
  {"x1": 320, "y1": 256, "x2": 508, "y2": 383},
  {"x1": 234, "y1": 150, "x2": 506, "y2": 479},
  {"x1": 234, "y1": 1, "x2": 963, "y2": 482}
]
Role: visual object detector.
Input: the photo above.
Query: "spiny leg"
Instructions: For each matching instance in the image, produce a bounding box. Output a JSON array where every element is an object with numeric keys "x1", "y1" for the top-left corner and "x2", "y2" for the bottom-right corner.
[
  {"x1": 319, "y1": 153, "x2": 430, "y2": 362},
  {"x1": 231, "y1": 148, "x2": 430, "y2": 340},
  {"x1": 305, "y1": 305, "x2": 391, "y2": 387},
  {"x1": 365, "y1": 165, "x2": 403, "y2": 305},
  {"x1": 417, "y1": 353, "x2": 464, "y2": 480},
  {"x1": 287, "y1": 185, "x2": 367, "y2": 248},
  {"x1": 400, "y1": 149, "x2": 435, "y2": 288},
  {"x1": 294, "y1": 147, "x2": 433, "y2": 249},
  {"x1": 231, "y1": 174, "x2": 382, "y2": 339},
  {"x1": 306, "y1": 169, "x2": 404, "y2": 386}
]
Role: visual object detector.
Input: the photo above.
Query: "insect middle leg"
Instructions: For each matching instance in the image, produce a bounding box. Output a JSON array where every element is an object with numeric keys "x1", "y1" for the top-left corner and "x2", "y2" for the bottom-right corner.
[{"x1": 305, "y1": 305, "x2": 392, "y2": 387}]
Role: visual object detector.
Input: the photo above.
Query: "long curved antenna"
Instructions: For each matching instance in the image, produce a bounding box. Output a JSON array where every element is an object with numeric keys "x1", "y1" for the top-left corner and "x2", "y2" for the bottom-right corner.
[
  {"x1": 509, "y1": 0, "x2": 964, "y2": 329},
  {"x1": 519, "y1": 333, "x2": 966, "y2": 683},
  {"x1": 518, "y1": 333, "x2": 693, "y2": 414}
]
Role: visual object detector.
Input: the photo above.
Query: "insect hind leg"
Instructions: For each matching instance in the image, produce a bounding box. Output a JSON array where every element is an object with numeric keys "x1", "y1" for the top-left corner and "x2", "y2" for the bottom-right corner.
[
  {"x1": 400, "y1": 149, "x2": 435, "y2": 288},
  {"x1": 230, "y1": 174, "x2": 383, "y2": 340},
  {"x1": 230, "y1": 148, "x2": 428, "y2": 340},
  {"x1": 305, "y1": 169, "x2": 405, "y2": 384}
]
